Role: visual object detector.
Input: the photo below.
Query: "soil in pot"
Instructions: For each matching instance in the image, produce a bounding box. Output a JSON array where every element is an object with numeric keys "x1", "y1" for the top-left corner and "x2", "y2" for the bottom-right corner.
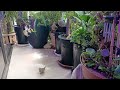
[
  {"x1": 73, "y1": 43, "x2": 82, "y2": 70},
  {"x1": 59, "y1": 34, "x2": 73, "y2": 67},
  {"x1": 28, "y1": 25, "x2": 50, "y2": 48},
  {"x1": 14, "y1": 26, "x2": 28, "y2": 44}
]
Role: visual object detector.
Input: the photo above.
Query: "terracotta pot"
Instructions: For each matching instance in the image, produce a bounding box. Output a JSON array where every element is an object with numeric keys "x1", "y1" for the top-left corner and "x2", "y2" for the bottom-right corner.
[
  {"x1": 80, "y1": 55, "x2": 107, "y2": 79},
  {"x1": 81, "y1": 64, "x2": 107, "y2": 79}
]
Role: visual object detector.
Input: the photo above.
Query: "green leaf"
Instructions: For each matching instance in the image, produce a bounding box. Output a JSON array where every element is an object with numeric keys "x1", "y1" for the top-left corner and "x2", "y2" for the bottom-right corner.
[
  {"x1": 113, "y1": 74, "x2": 120, "y2": 79},
  {"x1": 86, "y1": 61, "x2": 96, "y2": 68},
  {"x1": 98, "y1": 65, "x2": 107, "y2": 72}
]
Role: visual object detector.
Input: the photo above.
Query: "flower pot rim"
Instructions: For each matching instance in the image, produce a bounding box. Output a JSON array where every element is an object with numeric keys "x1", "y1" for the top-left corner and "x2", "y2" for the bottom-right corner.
[{"x1": 58, "y1": 34, "x2": 71, "y2": 41}]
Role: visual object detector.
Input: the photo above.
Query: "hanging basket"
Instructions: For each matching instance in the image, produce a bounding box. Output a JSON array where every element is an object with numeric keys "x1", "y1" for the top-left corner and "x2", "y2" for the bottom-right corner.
[
  {"x1": 80, "y1": 55, "x2": 107, "y2": 79},
  {"x1": 2, "y1": 33, "x2": 17, "y2": 45}
]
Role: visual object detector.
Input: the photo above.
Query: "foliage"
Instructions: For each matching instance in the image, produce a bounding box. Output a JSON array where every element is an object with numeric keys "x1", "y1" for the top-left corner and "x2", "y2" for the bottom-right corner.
[
  {"x1": 45, "y1": 11, "x2": 62, "y2": 24},
  {"x1": 77, "y1": 11, "x2": 120, "y2": 79},
  {"x1": 98, "y1": 65, "x2": 108, "y2": 72},
  {"x1": 4, "y1": 11, "x2": 18, "y2": 21},
  {"x1": 86, "y1": 60, "x2": 96, "y2": 68},
  {"x1": 22, "y1": 11, "x2": 28, "y2": 19},
  {"x1": 86, "y1": 48, "x2": 96, "y2": 57},
  {"x1": 113, "y1": 65, "x2": 120, "y2": 79},
  {"x1": 81, "y1": 52, "x2": 91, "y2": 58},
  {"x1": 70, "y1": 11, "x2": 97, "y2": 48},
  {"x1": 30, "y1": 11, "x2": 62, "y2": 26},
  {"x1": 2, "y1": 11, "x2": 18, "y2": 34},
  {"x1": 62, "y1": 11, "x2": 76, "y2": 21},
  {"x1": 93, "y1": 50, "x2": 102, "y2": 62},
  {"x1": 36, "y1": 15, "x2": 48, "y2": 26}
]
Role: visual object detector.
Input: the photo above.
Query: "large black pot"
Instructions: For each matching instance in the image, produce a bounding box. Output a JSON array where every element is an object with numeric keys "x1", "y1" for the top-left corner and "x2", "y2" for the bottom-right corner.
[
  {"x1": 73, "y1": 43, "x2": 82, "y2": 70},
  {"x1": 59, "y1": 34, "x2": 73, "y2": 67},
  {"x1": 28, "y1": 25, "x2": 50, "y2": 48},
  {"x1": 14, "y1": 26, "x2": 28, "y2": 44}
]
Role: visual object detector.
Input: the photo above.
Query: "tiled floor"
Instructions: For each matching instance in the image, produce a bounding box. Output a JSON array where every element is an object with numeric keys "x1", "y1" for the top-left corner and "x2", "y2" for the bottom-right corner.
[{"x1": 7, "y1": 45, "x2": 71, "y2": 79}]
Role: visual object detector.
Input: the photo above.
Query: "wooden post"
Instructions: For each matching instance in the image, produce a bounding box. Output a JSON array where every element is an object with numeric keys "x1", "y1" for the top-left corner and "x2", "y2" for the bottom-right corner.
[{"x1": 109, "y1": 19, "x2": 115, "y2": 67}]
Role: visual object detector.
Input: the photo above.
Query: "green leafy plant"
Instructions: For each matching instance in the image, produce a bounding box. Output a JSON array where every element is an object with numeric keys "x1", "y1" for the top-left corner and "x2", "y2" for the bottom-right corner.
[
  {"x1": 93, "y1": 50, "x2": 102, "y2": 62},
  {"x1": 70, "y1": 12, "x2": 97, "y2": 48},
  {"x1": 2, "y1": 11, "x2": 18, "y2": 34},
  {"x1": 98, "y1": 65, "x2": 108, "y2": 72},
  {"x1": 37, "y1": 15, "x2": 47, "y2": 26},
  {"x1": 30, "y1": 11, "x2": 62, "y2": 26},
  {"x1": 81, "y1": 52, "x2": 91, "y2": 59},
  {"x1": 86, "y1": 60, "x2": 96, "y2": 68}
]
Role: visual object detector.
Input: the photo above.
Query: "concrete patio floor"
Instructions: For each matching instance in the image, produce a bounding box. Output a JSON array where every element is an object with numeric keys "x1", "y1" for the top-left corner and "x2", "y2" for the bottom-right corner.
[{"x1": 7, "y1": 45, "x2": 71, "y2": 79}]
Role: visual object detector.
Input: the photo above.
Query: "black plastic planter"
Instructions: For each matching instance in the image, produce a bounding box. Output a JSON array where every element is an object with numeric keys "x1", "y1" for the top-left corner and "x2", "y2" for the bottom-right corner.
[
  {"x1": 55, "y1": 27, "x2": 66, "y2": 54},
  {"x1": 58, "y1": 34, "x2": 73, "y2": 67},
  {"x1": 14, "y1": 26, "x2": 28, "y2": 44},
  {"x1": 73, "y1": 43, "x2": 82, "y2": 70},
  {"x1": 55, "y1": 32, "x2": 65, "y2": 54},
  {"x1": 56, "y1": 27, "x2": 66, "y2": 32},
  {"x1": 28, "y1": 25, "x2": 50, "y2": 48}
]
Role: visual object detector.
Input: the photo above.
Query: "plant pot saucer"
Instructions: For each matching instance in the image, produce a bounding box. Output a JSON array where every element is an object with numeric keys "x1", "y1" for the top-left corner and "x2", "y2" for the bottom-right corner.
[
  {"x1": 57, "y1": 60, "x2": 73, "y2": 69},
  {"x1": 53, "y1": 50, "x2": 61, "y2": 57}
]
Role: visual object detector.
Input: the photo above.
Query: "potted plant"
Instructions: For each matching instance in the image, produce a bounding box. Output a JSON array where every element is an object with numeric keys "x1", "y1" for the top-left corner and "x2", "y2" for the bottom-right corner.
[
  {"x1": 70, "y1": 11, "x2": 97, "y2": 70},
  {"x1": 14, "y1": 11, "x2": 29, "y2": 45},
  {"x1": 57, "y1": 11, "x2": 78, "y2": 68},
  {"x1": 79, "y1": 11, "x2": 120, "y2": 79},
  {"x1": 1, "y1": 11, "x2": 18, "y2": 45},
  {"x1": 58, "y1": 18, "x2": 74, "y2": 68},
  {"x1": 27, "y1": 12, "x2": 50, "y2": 48},
  {"x1": 45, "y1": 11, "x2": 65, "y2": 54}
]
